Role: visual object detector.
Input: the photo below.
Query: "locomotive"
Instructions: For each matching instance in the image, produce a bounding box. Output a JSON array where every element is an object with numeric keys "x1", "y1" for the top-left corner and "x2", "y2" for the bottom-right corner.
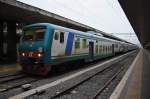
[{"x1": 18, "y1": 23, "x2": 137, "y2": 75}]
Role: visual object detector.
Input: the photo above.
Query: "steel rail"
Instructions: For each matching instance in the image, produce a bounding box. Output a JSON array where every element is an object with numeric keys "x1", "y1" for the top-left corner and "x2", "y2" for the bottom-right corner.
[
  {"x1": 0, "y1": 71, "x2": 22, "y2": 78},
  {"x1": 91, "y1": 66, "x2": 125, "y2": 99},
  {"x1": 50, "y1": 64, "x2": 113, "y2": 99},
  {"x1": 51, "y1": 52, "x2": 136, "y2": 99},
  {"x1": 0, "y1": 74, "x2": 26, "y2": 83},
  {"x1": 9, "y1": 50, "x2": 136, "y2": 99}
]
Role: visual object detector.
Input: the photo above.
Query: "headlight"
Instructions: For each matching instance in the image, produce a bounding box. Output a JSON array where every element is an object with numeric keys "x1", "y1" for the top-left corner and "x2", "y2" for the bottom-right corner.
[
  {"x1": 22, "y1": 53, "x2": 25, "y2": 56},
  {"x1": 38, "y1": 53, "x2": 42, "y2": 57}
]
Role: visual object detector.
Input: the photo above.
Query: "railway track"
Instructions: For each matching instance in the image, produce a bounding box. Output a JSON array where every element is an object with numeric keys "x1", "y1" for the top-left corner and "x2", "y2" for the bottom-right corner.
[
  {"x1": 0, "y1": 74, "x2": 26, "y2": 83},
  {"x1": 91, "y1": 66, "x2": 124, "y2": 99},
  {"x1": 51, "y1": 65, "x2": 124, "y2": 99},
  {"x1": 0, "y1": 71, "x2": 22, "y2": 78},
  {"x1": 0, "y1": 50, "x2": 138, "y2": 99},
  {"x1": 50, "y1": 53, "x2": 134, "y2": 99},
  {"x1": 24, "y1": 51, "x2": 137, "y2": 99},
  {"x1": 91, "y1": 52, "x2": 137, "y2": 99},
  {"x1": 0, "y1": 73, "x2": 43, "y2": 92}
]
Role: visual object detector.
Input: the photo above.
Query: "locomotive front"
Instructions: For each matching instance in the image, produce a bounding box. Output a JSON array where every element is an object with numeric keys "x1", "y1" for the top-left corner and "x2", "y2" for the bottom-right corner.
[{"x1": 18, "y1": 24, "x2": 52, "y2": 75}]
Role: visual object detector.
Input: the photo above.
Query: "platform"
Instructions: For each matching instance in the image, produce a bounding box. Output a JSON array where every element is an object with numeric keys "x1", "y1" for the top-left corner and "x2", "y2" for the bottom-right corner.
[
  {"x1": 109, "y1": 48, "x2": 150, "y2": 99},
  {"x1": 0, "y1": 63, "x2": 21, "y2": 75},
  {"x1": 125, "y1": 49, "x2": 150, "y2": 99}
]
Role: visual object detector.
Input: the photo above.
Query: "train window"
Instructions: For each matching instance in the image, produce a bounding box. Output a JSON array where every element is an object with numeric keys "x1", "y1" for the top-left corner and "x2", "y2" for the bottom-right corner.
[
  {"x1": 110, "y1": 46, "x2": 111, "y2": 52},
  {"x1": 105, "y1": 46, "x2": 106, "y2": 53},
  {"x1": 101, "y1": 45, "x2": 103, "y2": 54},
  {"x1": 54, "y1": 32, "x2": 59, "y2": 40},
  {"x1": 82, "y1": 38, "x2": 87, "y2": 48},
  {"x1": 75, "y1": 38, "x2": 80, "y2": 49},
  {"x1": 106, "y1": 46, "x2": 108, "y2": 53},
  {"x1": 115, "y1": 44, "x2": 118, "y2": 48},
  {"x1": 107, "y1": 46, "x2": 108, "y2": 53},
  {"x1": 96, "y1": 45, "x2": 98, "y2": 53},
  {"x1": 103, "y1": 46, "x2": 105, "y2": 53},
  {"x1": 99, "y1": 45, "x2": 102, "y2": 54},
  {"x1": 60, "y1": 32, "x2": 64, "y2": 43},
  {"x1": 99, "y1": 45, "x2": 101, "y2": 53},
  {"x1": 110, "y1": 46, "x2": 112, "y2": 51}
]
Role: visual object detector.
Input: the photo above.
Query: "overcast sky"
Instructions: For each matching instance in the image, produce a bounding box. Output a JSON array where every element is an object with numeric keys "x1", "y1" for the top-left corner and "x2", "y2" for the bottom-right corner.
[{"x1": 17, "y1": 0, "x2": 140, "y2": 45}]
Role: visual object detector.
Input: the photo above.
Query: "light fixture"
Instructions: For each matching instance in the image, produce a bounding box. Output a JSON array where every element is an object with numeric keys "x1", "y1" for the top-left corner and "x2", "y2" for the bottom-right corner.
[{"x1": 22, "y1": 53, "x2": 25, "y2": 56}]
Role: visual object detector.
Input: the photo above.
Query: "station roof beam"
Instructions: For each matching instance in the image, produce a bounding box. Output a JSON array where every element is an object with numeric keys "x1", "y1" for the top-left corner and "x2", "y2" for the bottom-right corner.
[
  {"x1": 0, "y1": 0, "x2": 131, "y2": 43},
  {"x1": 118, "y1": 0, "x2": 150, "y2": 48}
]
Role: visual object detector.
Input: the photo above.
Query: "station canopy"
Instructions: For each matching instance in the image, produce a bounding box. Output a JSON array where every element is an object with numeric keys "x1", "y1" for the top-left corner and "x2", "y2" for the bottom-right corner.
[
  {"x1": 0, "y1": 0, "x2": 129, "y2": 43},
  {"x1": 119, "y1": 0, "x2": 150, "y2": 47}
]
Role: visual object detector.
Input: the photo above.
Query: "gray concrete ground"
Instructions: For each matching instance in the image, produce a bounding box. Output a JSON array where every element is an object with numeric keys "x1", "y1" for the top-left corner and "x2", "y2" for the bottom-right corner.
[
  {"x1": 141, "y1": 49, "x2": 150, "y2": 99},
  {"x1": 125, "y1": 49, "x2": 150, "y2": 99},
  {"x1": 125, "y1": 50, "x2": 142, "y2": 99}
]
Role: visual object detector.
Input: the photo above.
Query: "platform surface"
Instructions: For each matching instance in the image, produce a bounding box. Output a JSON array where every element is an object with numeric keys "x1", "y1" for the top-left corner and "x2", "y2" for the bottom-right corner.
[
  {"x1": 141, "y1": 49, "x2": 150, "y2": 99},
  {"x1": 125, "y1": 49, "x2": 150, "y2": 99},
  {"x1": 0, "y1": 63, "x2": 21, "y2": 75}
]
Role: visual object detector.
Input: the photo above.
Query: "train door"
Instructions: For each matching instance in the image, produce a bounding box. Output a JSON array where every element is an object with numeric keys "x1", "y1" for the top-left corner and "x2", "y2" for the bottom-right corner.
[
  {"x1": 51, "y1": 30, "x2": 68, "y2": 58},
  {"x1": 112, "y1": 44, "x2": 115, "y2": 55},
  {"x1": 89, "y1": 42, "x2": 94, "y2": 59}
]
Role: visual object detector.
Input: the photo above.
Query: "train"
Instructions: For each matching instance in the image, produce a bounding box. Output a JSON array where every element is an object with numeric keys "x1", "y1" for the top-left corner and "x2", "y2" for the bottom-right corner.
[{"x1": 18, "y1": 23, "x2": 137, "y2": 75}]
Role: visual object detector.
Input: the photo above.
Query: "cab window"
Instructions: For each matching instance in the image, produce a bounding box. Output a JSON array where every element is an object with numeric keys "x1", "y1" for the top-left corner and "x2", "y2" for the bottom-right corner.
[{"x1": 23, "y1": 26, "x2": 46, "y2": 41}]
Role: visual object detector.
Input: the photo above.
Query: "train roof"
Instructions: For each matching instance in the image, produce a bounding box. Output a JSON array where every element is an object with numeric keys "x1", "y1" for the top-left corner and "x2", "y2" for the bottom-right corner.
[{"x1": 25, "y1": 23, "x2": 130, "y2": 44}]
